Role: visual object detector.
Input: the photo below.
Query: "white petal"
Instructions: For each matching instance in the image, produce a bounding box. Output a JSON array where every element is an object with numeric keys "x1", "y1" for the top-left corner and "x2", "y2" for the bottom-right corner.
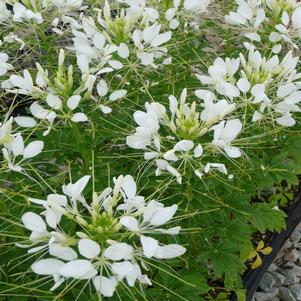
[
  {"x1": 174, "y1": 140, "x2": 194, "y2": 152},
  {"x1": 149, "y1": 204, "x2": 177, "y2": 226},
  {"x1": 49, "y1": 244, "x2": 78, "y2": 261},
  {"x1": 77, "y1": 55, "x2": 89, "y2": 73},
  {"x1": 144, "y1": 152, "x2": 159, "y2": 160},
  {"x1": 108, "y1": 60, "x2": 123, "y2": 70},
  {"x1": 67, "y1": 95, "x2": 81, "y2": 110},
  {"x1": 104, "y1": 243, "x2": 133, "y2": 261},
  {"x1": 284, "y1": 91, "x2": 301, "y2": 104},
  {"x1": 71, "y1": 113, "x2": 88, "y2": 122},
  {"x1": 194, "y1": 144, "x2": 203, "y2": 158},
  {"x1": 111, "y1": 261, "x2": 134, "y2": 277},
  {"x1": 277, "y1": 84, "x2": 296, "y2": 98},
  {"x1": 93, "y1": 276, "x2": 117, "y2": 297},
  {"x1": 126, "y1": 135, "x2": 148, "y2": 149},
  {"x1": 45, "y1": 208, "x2": 59, "y2": 229},
  {"x1": 122, "y1": 175, "x2": 136, "y2": 199},
  {"x1": 31, "y1": 259, "x2": 64, "y2": 275},
  {"x1": 47, "y1": 194, "x2": 67, "y2": 207},
  {"x1": 224, "y1": 146, "x2": 241, "y2": 158},
  {"x1": 11, "y1": 134, "x2": 24, "y2": 157},
  {"x1": 237, "y1": 78, "x2": 250, "y2": 93},
  {"x1": 276, "y1": 115, "x2": 296, "y2": 127},
  {"x1": 23, "y1": 141, "x2": 44, "y2": 159},
  {"x1": 140, "y1": 235, "x2": 159, "y2": 258},
  {"x1": 96, "y1": 80, "x2": 108, "y2": 97},
  {"x1": 14, "y1": 116, "x2": 36, "y2": 128},
  {"x1": 22, "y1": 212, "x2": 46, "y2": 232},
  {"x1": 59, "y1": 260, "x2": 97, "y2": 279},
  {"x1": 151, "y1": 32, "x2": 172, "y2": 47},
  {"x1": 252, "y1": 111, "x2": 262, "y2": 122},
  {"x1": 46, "y1": 94, "x2": 62, "y2": 110},
  {"x1": 78, "y1": 239, "x2": 101, "y2": 259},
  {"x1": 100, "y1": 105, "x2": 112, "y2": 114},
  {"x1": 137, "y1": 52, "x2": 154, "y2": 66},
  {"x1": 120, "y1": 216, "x2": 139, "y2": 231},
  {"x1": 154, "y1": 244, "x2": 186, "y2": 259},
  {"x1": 109, "y1": 90, "x2": 127, "y2": 101},
  {"x1": 118, "y1": 43, "x2": 130, "y2": 59}
]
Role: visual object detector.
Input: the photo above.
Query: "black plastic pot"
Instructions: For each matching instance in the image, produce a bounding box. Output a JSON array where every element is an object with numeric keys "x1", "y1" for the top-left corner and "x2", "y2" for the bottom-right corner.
[{"x1": 230, "y1": 192, "x2": 301, "y2": 301}]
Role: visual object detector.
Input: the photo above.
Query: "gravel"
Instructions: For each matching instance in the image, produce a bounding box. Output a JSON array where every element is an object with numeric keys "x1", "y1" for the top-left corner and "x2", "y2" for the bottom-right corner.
[{"x1": 253, "y1": 225, "x2": 301, "y2": 301}]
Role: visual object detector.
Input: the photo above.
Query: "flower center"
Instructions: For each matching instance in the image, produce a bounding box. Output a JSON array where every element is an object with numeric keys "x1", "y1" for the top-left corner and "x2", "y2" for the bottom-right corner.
[
  {"x1": 173, "y1": 102, "x2": 203, "y2": 140},
  {"x1": 87, "y1": 211, "x2": 121, "y2": 243}
]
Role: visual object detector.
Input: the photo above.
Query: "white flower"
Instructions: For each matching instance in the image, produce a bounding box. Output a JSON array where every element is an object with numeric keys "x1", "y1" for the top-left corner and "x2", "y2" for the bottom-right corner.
[
  {"x1": 196, "y1": 57, "x2": 240, "y2": 99},
  {"x1": 127, "y1": 89, "x2": 241, "y2": 183},
  {"x1": 72, "y1": 17, "x2": 119, "y2": 74},
  {"x1": 2, "y1": 69, "x2": 34, "y2": 95},
  {"x1": 19, "y1": 174, "x2": 185, "y2": 298},
  {"x1": 13, "y1": 2, "x2": 43, "y2": 24},
  {"x1": 211, "y1": 119, "x2": 242, "y2": 158},
  {"x1": 132, "y1": 23, "x2": 172, "y2": 66},
  {"x1": 225, "y1": 0, "x2": 265, "y2": 29},
  {"x1": 62, "y1": 175, "x2": 91, "y2": 210},
  {"x1": 126, "y1": 107, "x2": 160, "y2": 149},
  {"x1": 2, "y1": 134, "x2": 44, "y2": 172}
]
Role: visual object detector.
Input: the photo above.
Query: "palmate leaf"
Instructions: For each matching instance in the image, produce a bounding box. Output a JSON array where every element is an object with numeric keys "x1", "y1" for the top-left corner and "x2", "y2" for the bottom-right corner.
[
  {"x1": 201, "y1": 244, "x2": 245, "y2": 291},
  {"x1": 212, "y1": 249, "x2": 245, "y2": 290},
  {"x1": 174, "y1": 272, "x2": 210, "y2": 301},
  {"x1": 247, "y1": 203, "x2": 286, "y2": 233}
]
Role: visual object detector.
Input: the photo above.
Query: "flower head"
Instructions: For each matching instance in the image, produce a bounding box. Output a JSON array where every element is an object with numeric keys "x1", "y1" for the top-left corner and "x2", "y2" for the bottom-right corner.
[
  {"x1": 19, "y1": 174, "x2": 185, "y2": 297},
  {"x1": 127, "y1": 89, "x2": 242, "y2": 183}
]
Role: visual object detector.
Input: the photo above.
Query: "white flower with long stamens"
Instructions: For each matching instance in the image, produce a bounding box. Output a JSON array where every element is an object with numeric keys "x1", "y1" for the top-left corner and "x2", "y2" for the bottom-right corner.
[
  {"x1": 198, "y1": 48, "x2": 301, "y2": 127},
  {"x1": 211, "y1": 119, "x2": 243, "y2": 158},
  {"x1": 196, "y1": 57, "x2": 240, "y2": 100},
  {"x1": 19, "y1": 174, "x2": 185, "y2": 298},
  {"x1": 132, "y1": 23, "x2": 172, "y2": 66},
  {"x1": 1, "y1": 68, "x2": 46, "y2": 96},
  {"x1": 225, "y1": 0, "x2": 301, "y2": 48},
  {"x1": 72, "y1": 16, "x2": 121, "y2": 74},
  {"x1": 2, "y1": 134, "x2": 44, "y2": 172},
  {"x1": 127, "y1": 89, "x2": 242, "y2": 183}
]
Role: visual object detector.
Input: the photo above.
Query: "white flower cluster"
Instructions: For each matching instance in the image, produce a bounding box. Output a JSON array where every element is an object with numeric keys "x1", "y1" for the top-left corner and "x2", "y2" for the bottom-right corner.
[
  {"x1": 19, "y1": 174, "x2": 185, "y2": 297},
  {"x1": 197, "y1": 48, "x2": 301, "y2": 127},
  {"x1": 225, "y1": 0, "x2": 301, "y2": 49},
  {"x1": 127, "y1": 89, "x2": 242, "y2": 184},
  {"x1": 0, "y1": 0, "x2": 83, "y2": 26},
  {"x1": 1, "y1": 50, "x2": 93, "y2": 135}
]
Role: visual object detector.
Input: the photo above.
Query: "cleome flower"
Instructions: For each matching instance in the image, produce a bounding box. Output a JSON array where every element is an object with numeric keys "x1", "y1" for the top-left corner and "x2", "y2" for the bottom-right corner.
[
  {"x1": 126, "y1": 89, "x2": 242, "y2": 184},
  {"x1": 225, "y1": 0, "x2": 301, "y2": 49},
  {"x1": 1, "y1": 133, "x2": 44, "y2": 172},
  {"x1": 19, "y1": 174, "x2": 186, "y2": 298},
  {"x1": 3, "y1": 49, "x2": 93, "y2": 136},
  {"x1": 197, "y1": 47, "x2": 301, "y2": 127}
]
